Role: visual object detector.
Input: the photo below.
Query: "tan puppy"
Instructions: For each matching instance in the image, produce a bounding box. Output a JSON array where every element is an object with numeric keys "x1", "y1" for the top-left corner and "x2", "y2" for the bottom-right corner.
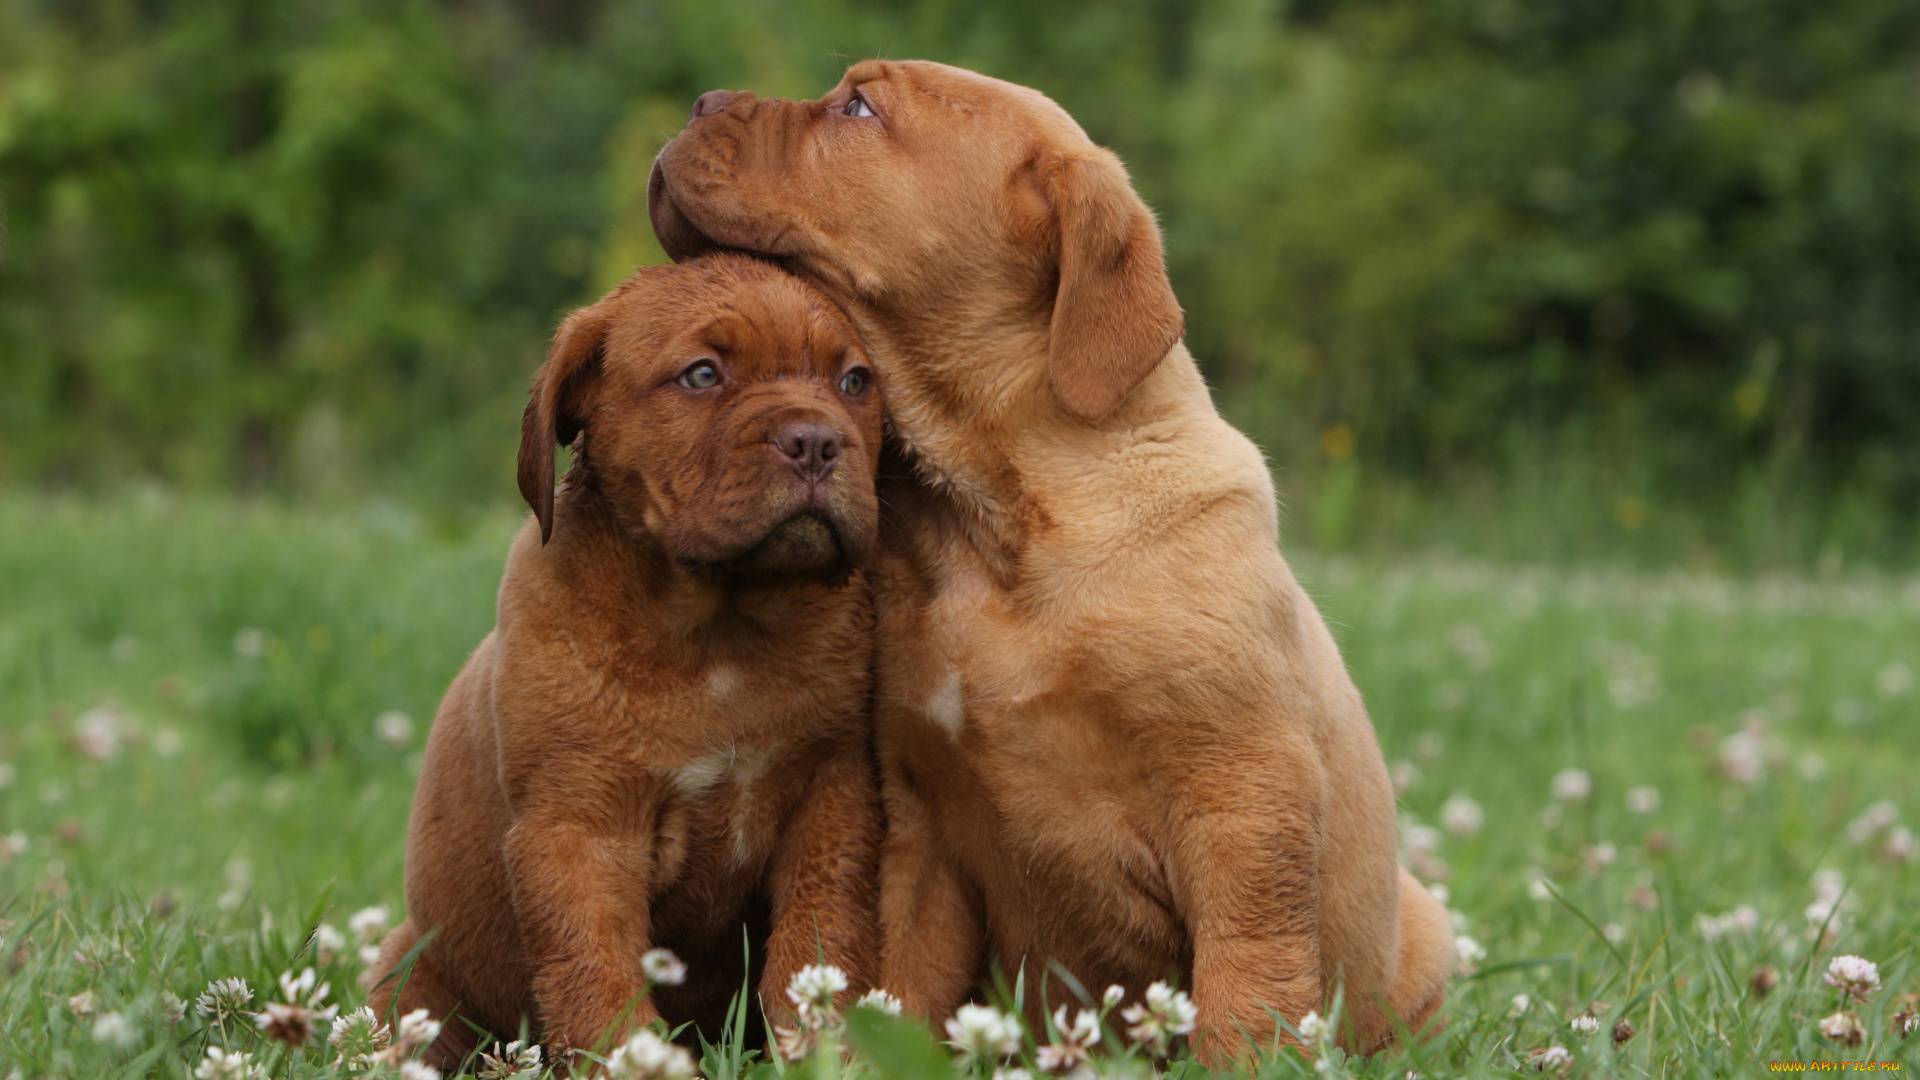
[
  {"x1": 647, "y1": 63, "x2": 1453, "y2": 1059},
  {"x1": 365, "y1": 254, "x2": 884, "y2": 1068}
]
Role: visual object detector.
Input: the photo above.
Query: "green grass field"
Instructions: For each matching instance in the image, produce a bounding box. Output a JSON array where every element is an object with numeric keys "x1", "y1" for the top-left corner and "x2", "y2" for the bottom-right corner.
[{"x1": 1, "y1": 494, "x2": 1915, "y2": 1078}]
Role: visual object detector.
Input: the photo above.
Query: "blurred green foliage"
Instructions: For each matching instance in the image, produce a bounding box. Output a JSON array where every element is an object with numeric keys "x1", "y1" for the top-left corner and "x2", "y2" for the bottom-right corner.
[{"x1": 3, "y1": 0, "x2": 1918, "y2": 565}]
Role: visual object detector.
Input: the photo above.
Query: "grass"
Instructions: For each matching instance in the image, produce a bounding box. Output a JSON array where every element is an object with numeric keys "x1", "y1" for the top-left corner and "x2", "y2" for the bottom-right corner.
[{"x1": 0, "y1": 492, "x2": 1915, "y2": 1078}]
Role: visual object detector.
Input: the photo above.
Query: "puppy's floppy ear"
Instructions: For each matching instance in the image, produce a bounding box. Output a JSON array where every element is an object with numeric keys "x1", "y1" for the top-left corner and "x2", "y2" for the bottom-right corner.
[
  {"x1": 518, "y1": 305, "x2": 609, "y2": 543},
  {"x1": 1045, "y1": 148, "x2": 1185, "y2": 422}
]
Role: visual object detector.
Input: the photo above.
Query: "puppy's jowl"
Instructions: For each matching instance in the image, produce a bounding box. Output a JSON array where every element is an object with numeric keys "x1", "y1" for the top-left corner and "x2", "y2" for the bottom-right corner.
[
  {"x1": 652, "y1": 63, "x2": 1454, "y2": 1059},
  {"x1": 365, "y1": 254, "x2": 883, "y2": 1067}
]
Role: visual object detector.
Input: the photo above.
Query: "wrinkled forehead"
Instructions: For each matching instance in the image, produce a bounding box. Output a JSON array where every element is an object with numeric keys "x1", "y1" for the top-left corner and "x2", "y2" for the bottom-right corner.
[
  {"x1": 835, "y1": 60, "x2": 1090, "y2": 146},
  {"x1": 609, "y1": 269, "x2": 859, "y2": 380}
]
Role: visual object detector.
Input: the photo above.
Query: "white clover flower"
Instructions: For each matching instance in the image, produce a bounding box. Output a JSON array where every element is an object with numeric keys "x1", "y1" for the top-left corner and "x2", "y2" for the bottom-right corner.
[
  {"x1": 277, "y1": 966, "x2": 331, "y2": 1009},
  {"x1": 256, "y1": 1001, "x2": 325, "y2": 1048},
  {"x1": 855, "y1": 988, "x2": 903, "y2": 1016},
  {"x1": 1819, "y1": 1010, "x2": 1865, "y2": 1048},
  {"x1": 786, "y1": 963, "x2": 849, "y2": 1016},
  {"x1": 1400, "y1": 821, "x2": 1441, "y2": 854},
  {"x1": 1509, "y1": 994, "x2": 1531, "y2": 1018},
  {"x1": 1876, "y1": 661, "x2": 1913, "y2": 699},
  {"x1": 195, "y1": 977, "x2": 252, "y2": 1023},
  {"x1": 1569, "y1": 1015, "x2": 1600, "y2": 1037},
  {"x1": 394, "y1": 1008, "x2": 443, "y2": 1054},
  {"x1": 1454, "y1": 935, "x2": 1486, "y2": 973},
  {"x1": 1037, "y1": 1005, "x2": 1101, "y2": 1072},
  {"x1": 1527, "y1": 874, "x2": 1554, "y2": 902},
  {"x1": 160, "y1": 992, "x2": 187, "y2": 1026},
  {"x1": 92, "y1": 1010, "x2": 138, "y2": 1048},
  {"x1": 69, "y1": 989, "x2": 97, "y2": 1017},
  {"x1": 1551, "y1": 768, "x2": 1592, "y2": 803},
  {"x1": 233, "y1": 628, "x2": 267, "y2": 659},
  {"x1": 477, "y1": 1039, "x2": 543, "y2": 1079},
  {"x1": 195, "y1": 1046, "x2": 266, "y2": 1080},
  {"x1": 327, "y1": 1006, "x2": 391, "y2": 1067},
  {"x1": 312, "y1": 923, "x2": 346, "y2": 965},
  {"x1": 1824, "y1": 955, "x2": 1881, "y2": 1003},
  {"x1": 1441, "y1": 793, "x2": 1484, "y2": 837},
  {"x1": 1583, "y1": 842, "x2": 1617, "y2": 873},
  {"x1": 1, "y1": 831, "x2": 27, "y2": 860},
  {"x1": 1882, "y1": 825, "x2": 1918, "y2": 864},
  {"x1": 1102, "y1": 984, "x2": 1125, "y2": 1008},
  {"x1": 1603, "y1": 923, "x2": 1627, "y2": 945},
  {"x1": 946, "y1": 1002, "x2": 1025, "y2": 1060},
  {"x1": 1121, "y1": 981, "x2": 1195, "y2": 1056},
  {"x1": 1813, "y1": 869, "x2": 1846, "y2": 904},
  {"x1": 774, "y1": 1023, "x2": 818, "y2": 1062},
  {"x1": 1296, "y1": 1010, "x2": 1329, "y2": 1042},
  {"x1": 994, "y1": 1068, "x2": 1036, "y2": 1080},
  {"x1": 642, "y1": 947, "x2": 688, "y2": 987},
  {"x1": 398, "y1": 1063, "x2": 443, "y2": 1080},
  {"x1": 1391, "y1": 760, "x2": 1420, "y2": 794},
  {"x1": 1529, "y1": 1045, "x2": 1573, "y2": 1073},
  {"x1": 348, "y1": 905, "x2": 391, "y2": 944},
  {"x1": 1718, "y1": 729, "x2": 1766, "y2": 785},
  {"x1": 1625, "y1": 786, "x2": 1661, "y2": 814},
  {"x1": 217, "y1": 858, "x2": 252, "y2": 912},
  {"x1": 74, "y1": 705, "x2": 126, "y2": 760},
  {"x1": 1806, "y1": 870, "x2": 1852, "y2": 931},
  {"x1": 375, "y1": 710, "x2": 415, "y2": 745},
  {"x1": 1145, "y1": 981, "x2": 1197, "y2": 1033},
  {"x1": 605, "y1": 1028, "x2": 698, "y2": 1080}
]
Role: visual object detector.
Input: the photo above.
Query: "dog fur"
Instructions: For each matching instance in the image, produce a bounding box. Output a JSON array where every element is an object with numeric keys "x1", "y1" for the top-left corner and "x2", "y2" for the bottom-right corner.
[
  {"x1": 365, "y1": 254, "x2": 884, "y2": 1067},
  {"x1": 648, "y1": 62, "x2": 1454, "y2": 1060}
]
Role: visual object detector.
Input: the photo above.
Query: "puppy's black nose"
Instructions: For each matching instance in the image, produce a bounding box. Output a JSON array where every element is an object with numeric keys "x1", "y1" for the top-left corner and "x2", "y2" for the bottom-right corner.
[
  {"x1": 775, "y1": 422, "x2": 842, "y2": 484},
  {"x1": 692, "y1": 90, "x2": 742, "y2": 120}
]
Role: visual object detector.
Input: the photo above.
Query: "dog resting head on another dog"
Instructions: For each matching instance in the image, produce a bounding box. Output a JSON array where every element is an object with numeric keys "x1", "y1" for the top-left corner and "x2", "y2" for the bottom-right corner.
[{"x1": 649, "y1": 63, "x2": 1455, "y2": 1062}]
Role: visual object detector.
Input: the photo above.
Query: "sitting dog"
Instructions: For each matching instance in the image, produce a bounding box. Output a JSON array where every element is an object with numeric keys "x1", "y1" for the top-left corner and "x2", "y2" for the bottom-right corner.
[
  {"x1": 365, "y1": 254, "x2": 884, "y2": 1067},
  {"x1": 648, "y1": 63, "x2": 1453, "y2": 1059}
]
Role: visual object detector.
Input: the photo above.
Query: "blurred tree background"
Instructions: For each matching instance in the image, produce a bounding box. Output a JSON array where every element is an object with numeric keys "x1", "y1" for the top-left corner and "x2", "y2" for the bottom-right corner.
[{"x1": 3, "y1": 0, "x2": 1918, "y2": 568}]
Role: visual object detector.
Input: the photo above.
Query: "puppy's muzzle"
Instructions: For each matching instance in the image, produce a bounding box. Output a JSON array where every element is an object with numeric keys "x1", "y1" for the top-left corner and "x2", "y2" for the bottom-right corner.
[{"x1": 774, "y1": 420, "x2": 842, "y2": 485}]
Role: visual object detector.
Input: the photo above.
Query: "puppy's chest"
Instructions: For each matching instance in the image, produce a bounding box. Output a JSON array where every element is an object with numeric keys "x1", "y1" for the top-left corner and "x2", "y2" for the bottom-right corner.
[{"x1": 627, "y1": 654, "x2": 860, "y2": 887}]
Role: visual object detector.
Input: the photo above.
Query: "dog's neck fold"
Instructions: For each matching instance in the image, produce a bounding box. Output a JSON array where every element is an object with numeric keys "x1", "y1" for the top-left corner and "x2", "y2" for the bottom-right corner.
[{"x1": 859, "y1": 304, "x2": 1206, "y2": 584}]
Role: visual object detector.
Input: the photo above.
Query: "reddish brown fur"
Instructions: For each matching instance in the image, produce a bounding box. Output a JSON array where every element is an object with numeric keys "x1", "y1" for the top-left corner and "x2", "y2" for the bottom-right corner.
[
  {"x1": 365, "y1": 254, "x2": 884, "y2": 1068},
  {"x1": 649, "y1": 62, "x2": 1453, "y2": 1062}
]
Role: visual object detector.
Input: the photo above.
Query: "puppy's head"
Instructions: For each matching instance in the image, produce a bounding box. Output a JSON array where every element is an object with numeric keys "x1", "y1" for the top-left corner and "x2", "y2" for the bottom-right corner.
[
  {"x1": 518, "y1": 254, "x2": 880, "y2": 583},
  {"x1": 649, "y1": 61, "x2": 1183, "y2": 426}
]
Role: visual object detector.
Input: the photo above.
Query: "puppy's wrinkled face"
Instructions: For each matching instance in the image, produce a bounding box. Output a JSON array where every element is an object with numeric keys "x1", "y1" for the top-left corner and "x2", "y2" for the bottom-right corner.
[{"x1": 518, "y1": 255, "x2": 881, "y2": 582}]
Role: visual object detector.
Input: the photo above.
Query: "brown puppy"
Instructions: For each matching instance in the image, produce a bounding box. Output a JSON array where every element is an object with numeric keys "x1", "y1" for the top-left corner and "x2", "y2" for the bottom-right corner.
[
  {"x1": 365, "y1": 254, "x2": 883, "y2": 1068},
  {"x1": 648, "y1": 63, "x2": 1453, "y2": 1059}
]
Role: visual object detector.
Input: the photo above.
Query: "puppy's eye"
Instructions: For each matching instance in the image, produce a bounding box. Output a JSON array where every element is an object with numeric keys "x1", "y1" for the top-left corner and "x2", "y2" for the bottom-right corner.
[
  {"x1": 839, "y1": 368, "x2": 870, "y2": 396},
  {"x1": 678, "y1": 361, "x2": 722, "y2": 389},
  {"x1": 844, "y1": 94, "x2": 875, "y2": 118}
]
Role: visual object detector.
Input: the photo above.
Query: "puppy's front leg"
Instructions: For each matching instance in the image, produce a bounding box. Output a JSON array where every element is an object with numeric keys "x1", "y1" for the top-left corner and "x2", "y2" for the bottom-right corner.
[
  {"x1": 1171, "y1": 756, "x2": 1323, "y2": 1065},
  {"x1": 876, "y1": 769, "x2": 982, "y2": 1023},
  {"x1": 503, "y1": 774, "x2": 660, "y2": 1057},
  {"x1": 760, "y1": 740, "x2": 882, "y2": 1024}
]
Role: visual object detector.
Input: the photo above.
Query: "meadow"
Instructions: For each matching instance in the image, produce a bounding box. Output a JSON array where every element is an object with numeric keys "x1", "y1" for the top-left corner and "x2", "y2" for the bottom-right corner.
[{"x1": 0, "y1": 493, "x2": 1914, "y2": 1078}]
